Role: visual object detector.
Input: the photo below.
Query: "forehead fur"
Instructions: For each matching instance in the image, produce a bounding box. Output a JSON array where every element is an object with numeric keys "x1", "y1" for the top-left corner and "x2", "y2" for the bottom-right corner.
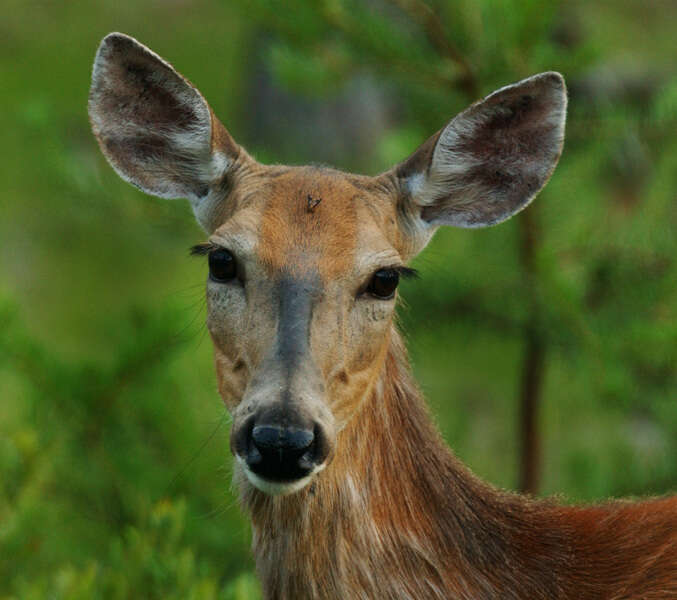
[{"x1": 254, "y1": 167, "x2": 398, "y2": 280}]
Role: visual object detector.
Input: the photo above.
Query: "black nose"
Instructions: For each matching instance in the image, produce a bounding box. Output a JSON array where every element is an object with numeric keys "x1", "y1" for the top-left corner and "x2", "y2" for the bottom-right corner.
[{"x1": 245, "y1": 423, "x2": 317, "y2": 482}]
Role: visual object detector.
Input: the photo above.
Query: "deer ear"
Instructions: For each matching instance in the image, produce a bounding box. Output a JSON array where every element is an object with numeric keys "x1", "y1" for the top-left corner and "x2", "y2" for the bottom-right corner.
[
  {"x1": 88, "y1": 33, "x2": 244, "y2": 230},
  {"x1": 387, "y1": 72, "x2": 566, "y2": 250}
]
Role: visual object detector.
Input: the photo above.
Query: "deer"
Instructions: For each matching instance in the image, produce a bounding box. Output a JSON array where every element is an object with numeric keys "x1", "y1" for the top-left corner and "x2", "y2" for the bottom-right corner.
[{"x1": 89, "y1": 33, "x2": 677, "y2": 600}]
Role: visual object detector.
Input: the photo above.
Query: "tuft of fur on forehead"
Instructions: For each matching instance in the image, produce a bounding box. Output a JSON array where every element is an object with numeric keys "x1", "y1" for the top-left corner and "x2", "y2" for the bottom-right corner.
[{"x1": 256, "y1": 167, "x2": 363, "y2": 281}]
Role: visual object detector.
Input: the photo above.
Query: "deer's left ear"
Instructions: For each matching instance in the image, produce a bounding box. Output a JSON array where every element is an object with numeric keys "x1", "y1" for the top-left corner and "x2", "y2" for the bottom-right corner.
[{"x1": 383, "y1": 72, "x2": 567, "y2": 254}]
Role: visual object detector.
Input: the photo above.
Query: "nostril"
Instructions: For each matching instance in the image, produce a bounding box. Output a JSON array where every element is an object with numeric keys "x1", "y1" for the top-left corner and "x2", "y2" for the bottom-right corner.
[
  {"x1": 298, "y1": 447, "x2": 316, "y2": 471},
  {"x1": 246, "y1": 442, "x2": 263, "y2": 467},
  {"x1": 252, "y1": 425, "x2": 314, "y2": 452}
]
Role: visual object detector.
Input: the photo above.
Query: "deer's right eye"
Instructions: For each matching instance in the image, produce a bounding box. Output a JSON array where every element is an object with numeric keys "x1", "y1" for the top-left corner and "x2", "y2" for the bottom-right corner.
[{"x1": 208, "y1": 248, "x2": 237, "y2": 282}]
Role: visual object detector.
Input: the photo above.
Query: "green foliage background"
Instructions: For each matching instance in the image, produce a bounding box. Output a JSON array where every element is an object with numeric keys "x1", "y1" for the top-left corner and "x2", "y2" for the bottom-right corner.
[{"x1": 1, "y1": 0, "x2": 676, "y2": 597}]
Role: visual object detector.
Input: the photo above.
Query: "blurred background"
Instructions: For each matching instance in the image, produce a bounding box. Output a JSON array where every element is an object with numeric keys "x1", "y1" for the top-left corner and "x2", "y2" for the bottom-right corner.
[{"x1": 1, "y1": 0, "x2": 676, "y2": 597}]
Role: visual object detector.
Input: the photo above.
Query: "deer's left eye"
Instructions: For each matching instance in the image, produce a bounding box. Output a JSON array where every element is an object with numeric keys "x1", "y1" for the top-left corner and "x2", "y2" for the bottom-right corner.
[
  {"x1": 367, "y1": 269, "x2": 400, "y2": 299},
  {"x1": 208, "y1": 248, "x2": 237, "y2": 282}
]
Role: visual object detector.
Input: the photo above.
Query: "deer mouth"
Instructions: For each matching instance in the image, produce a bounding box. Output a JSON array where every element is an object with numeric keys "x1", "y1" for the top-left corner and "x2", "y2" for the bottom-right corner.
[{"x1": 236, "y1": 455, "x2": 327, "y2": 496}]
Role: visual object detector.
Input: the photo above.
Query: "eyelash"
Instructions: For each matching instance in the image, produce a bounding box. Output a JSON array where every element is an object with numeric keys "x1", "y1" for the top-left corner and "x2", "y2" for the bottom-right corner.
[{"x1": 190, "y1": 242, "x2": 218, "y2": 256}]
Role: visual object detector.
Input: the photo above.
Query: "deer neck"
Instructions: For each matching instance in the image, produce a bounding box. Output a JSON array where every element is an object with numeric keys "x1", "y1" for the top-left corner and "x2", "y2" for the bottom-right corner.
[{"x1": 237, "y1": 328, "x2": 569, "y2": 600}]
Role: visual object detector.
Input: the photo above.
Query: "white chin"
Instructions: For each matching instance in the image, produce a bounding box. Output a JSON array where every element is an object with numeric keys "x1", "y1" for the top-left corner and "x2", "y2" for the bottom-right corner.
[{"x1": 236, "y1": 456, "x2": 323, "y2": 496}]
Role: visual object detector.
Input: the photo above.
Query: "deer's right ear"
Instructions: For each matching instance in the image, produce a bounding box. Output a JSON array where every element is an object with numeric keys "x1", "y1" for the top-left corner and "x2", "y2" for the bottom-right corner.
[{"x1": 88, "y1": 33, "x2": 246, "y2": 231}]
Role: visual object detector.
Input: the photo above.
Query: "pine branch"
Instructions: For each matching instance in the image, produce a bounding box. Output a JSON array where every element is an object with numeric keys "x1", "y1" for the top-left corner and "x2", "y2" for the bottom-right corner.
[{"x1": 389, "y1": 0, "x2": 479, "y2": 99}]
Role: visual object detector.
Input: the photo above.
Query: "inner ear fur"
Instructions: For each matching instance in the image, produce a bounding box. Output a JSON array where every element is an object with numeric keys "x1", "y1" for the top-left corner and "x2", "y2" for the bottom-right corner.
[
  {"x1": 88, "y1": 33, "x2": 242, "y2": 213},
  {"x1": 389, "y1": 72, "x2": 567, "y2": 232}
]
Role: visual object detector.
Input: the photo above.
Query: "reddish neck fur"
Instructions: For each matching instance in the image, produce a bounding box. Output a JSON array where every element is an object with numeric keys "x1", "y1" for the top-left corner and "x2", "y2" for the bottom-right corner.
[{"x1": 238, "y1": 329, "x2": 677, "y2": 600}]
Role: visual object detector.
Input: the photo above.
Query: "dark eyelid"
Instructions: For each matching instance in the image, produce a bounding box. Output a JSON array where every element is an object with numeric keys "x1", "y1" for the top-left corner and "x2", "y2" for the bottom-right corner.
[
  {"x1": 378, "y1": 265, "x2": 418, "y2": 280},
  {"x1": 189, "y1": 246, "x2": 419, "y2": 281},
  {"x1": 394, "y1": 266, "x2": 419, "y2": 280}
]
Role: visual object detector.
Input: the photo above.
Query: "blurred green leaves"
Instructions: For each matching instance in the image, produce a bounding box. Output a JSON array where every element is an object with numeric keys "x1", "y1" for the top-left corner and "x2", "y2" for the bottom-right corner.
[
  {"x1": 6, "y1": 496, "x2": 260, "y2": 600},
  {"x1": 0, "y1": 298, "x2": 257, "y2": 598}
]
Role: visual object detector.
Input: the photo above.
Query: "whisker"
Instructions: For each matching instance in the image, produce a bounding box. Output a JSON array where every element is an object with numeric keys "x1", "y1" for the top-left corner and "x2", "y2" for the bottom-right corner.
[{"x1": 164, "y1": 411, "x2": 229, "y2": 495}]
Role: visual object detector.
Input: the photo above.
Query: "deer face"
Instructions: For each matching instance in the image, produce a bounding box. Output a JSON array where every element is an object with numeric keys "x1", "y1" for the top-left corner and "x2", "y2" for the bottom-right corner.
[
  {"x1": 200, "y1": 167, "x2": 413, "y2": 493},
  {"x1": 89, "y1": 33, "x2": 566, "y2": 495}
]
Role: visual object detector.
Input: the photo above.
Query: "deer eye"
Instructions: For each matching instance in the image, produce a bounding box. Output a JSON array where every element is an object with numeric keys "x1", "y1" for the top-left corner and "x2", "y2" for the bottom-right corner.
[
  {"x1": 208, "y1": 248, "x2": 237, "y2": 282},
  {"x1": 367, "y1": 269, "x2": 400, "y2": 299}
]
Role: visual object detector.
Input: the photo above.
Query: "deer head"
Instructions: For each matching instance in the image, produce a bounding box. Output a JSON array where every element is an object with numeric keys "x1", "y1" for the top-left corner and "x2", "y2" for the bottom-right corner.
[{"x1": 89, "y1": 33, "x2": 566, "y2": 496}]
